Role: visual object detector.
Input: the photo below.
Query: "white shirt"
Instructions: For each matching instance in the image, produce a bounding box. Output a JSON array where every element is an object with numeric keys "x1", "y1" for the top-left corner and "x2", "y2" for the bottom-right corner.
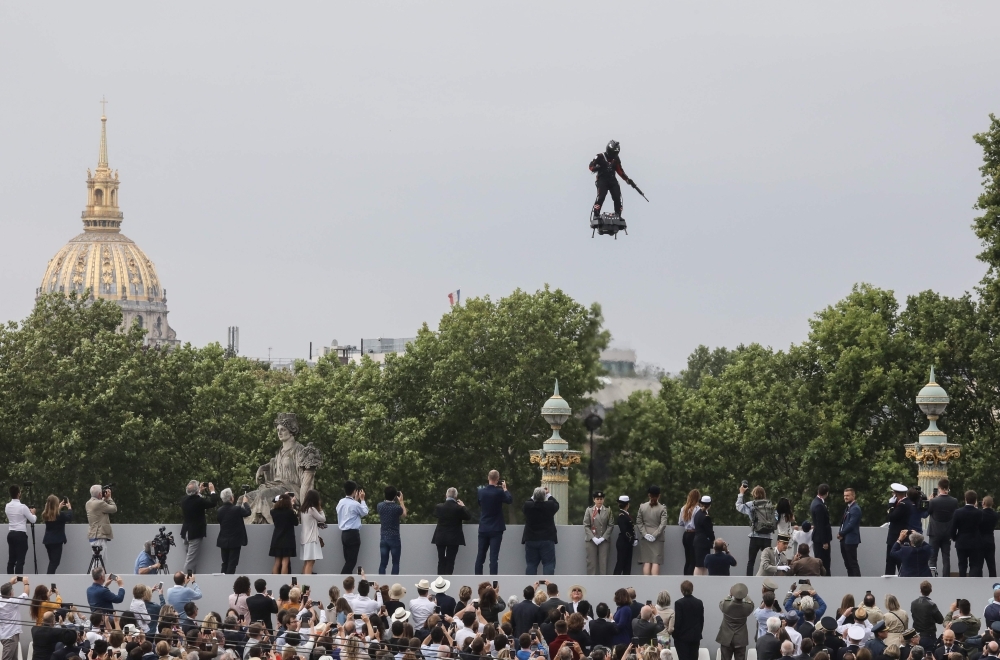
[
  {"x1": 129, "y1": 597, "x2": 151, "y2": 633},
  {"x1": 785, "y1": 625, "x2": 802, "y2": 654},
  {"x1": 0, "y1": 591, "x2": 31, "y2": 640},
  {"x1": 455, "y1": 626, "x2": 476, "y2": 648},
  {"x1": 353, "y1": 596, "x2": 380, "y2": 615},
  {"x1": 344, "y1": 591, "x2": 359, "y2": 604},
  {"x1": 4, "y1": 500, "x2": 36, "y2": 532},
  {"x1": 409, "y1": 596, "x2": 436, "y2": 628}
]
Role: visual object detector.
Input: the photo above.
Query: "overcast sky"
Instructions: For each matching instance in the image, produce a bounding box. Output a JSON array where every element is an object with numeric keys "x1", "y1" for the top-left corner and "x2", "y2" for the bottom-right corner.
[{"x1": 2, "y1": 3, "x2": 998, "y2": 371}]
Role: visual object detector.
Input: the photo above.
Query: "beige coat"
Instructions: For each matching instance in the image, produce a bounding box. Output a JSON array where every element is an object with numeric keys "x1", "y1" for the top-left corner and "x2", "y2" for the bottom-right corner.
[
  {"x1": 583, "y1": 505, "x2": 614, "y2": 542},
  {"x1": 636, "y1": 502, "x2": 669, "y2": 564},
  {"x1": 87, "y1": 497, "x2": 117, "y2": 540}
]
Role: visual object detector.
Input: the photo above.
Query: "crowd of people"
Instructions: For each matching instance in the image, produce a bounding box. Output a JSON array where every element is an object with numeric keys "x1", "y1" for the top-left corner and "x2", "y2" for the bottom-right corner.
[
  {"x1": 7, "y1": 568, "x2": 1000, "y2": 660},
  {"x1": 4, "y1": 475, "x2": 999, "y2": 578}
]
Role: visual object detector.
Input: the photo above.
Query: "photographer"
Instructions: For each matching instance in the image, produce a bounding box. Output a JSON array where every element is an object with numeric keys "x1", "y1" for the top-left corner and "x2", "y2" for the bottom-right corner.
[
  {"x1": 1, "y1": 576, "x2": 32, "y2": 660},
  {"x1": 4, "y1": 484, "x2": 36, "y2": 574},
  {"x1": 705, "y1": 538, "x2": 738, "y2": 576},
  {"x1": 134, "y1": 541, "x2": 163, "y2": 575},
  {"x1": 216, "y1": 488, "x2": 251, "y2": 575},
  {"x1": 737, "y1": 482, "x2": 776, "y2": 577},
  {"x1": 336, "y1": 481, "x2": 369, "y2": 575},
  {"x1": 87, "y1": 569, "x2": 125, "y2": 615},
  {"x1": 41, "y1": 494, "x2": 73, "y2": 574},
  {"x1": 87, "y1": 484, "x2": 117, "y2": 565},
  {"x1": 179, "y1": 480, "x2": 219, "y2": 572}
]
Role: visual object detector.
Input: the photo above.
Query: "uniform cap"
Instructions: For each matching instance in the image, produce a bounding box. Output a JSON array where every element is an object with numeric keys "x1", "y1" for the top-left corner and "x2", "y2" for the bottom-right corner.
[
  {"x1": 902, "y1": 629, "x2": 917, "y2": 640},
  {"x1": 872, "y1": 621, "x2": 886, "y2": 634},
  {"x1": 730, "y1": 583, "x2": 748, "y2": 599},
  {"x1": 951, "y1": 621, "x2": 968, "y2": 636},
  {"x1": 848, "y1": 625, "x2": 866, "y2": 641},
  {"x1": 762, "y1": 579, "x2": 779, "y2": 591},
  {"x1": 777, "y1": 534, "x2": 791, "y2": 543},
  {"x1": 821, "y1": 617, "x2": 838, "y2": 632},
  {"x1": 593, "y1": 491, "x2": 605, "y2": 499},
  {"x1": 619, "y1": 495, "x2": 630, "y2": 503},
  {"x1": 891, "y1": 483, "x2": 908, "y2": 493},
  {"x1": 701, "y1": 496, "x2": 712, "y2": 504}
]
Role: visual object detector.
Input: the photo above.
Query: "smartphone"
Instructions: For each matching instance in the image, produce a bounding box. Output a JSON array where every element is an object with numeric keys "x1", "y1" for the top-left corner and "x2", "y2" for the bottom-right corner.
[
  {"x1": 933, "y1": 488, "x2": 939, "y2": 497},
  {"x1": 51, "y1": 583, "x2": 57, "y2": 591},
  {"x1": 538, "y1": 580, "x2": 547, "y2": 585},
  {"x1": 109, "y1": 574, "x2": 118, "y2": 581},
  {"x1": 631, "y1": 638, "x2": 640, "y2": 647},
  {"x1": 354, "y1": 613, "x2": 363, "y2": 620},
  {"x1": 291, "y1": 577, "x2": 298, "y2": 586},
  {"x1": 435, "y1": 606, "x2": 442, "y2": 615},
  {"x1": 492, "y1": 581, "x2": 498, "y2": 589},
  {"x1": 267, "y1": 590, "x2": 272, "y2": 597},
  {"x1": 15, "y1": 576, "x2": 22, "y2": 582},
  {"x1": 646, "y1": 600, "x2": 652, "y2": 606},
  {"x1": 157, "y1": 582, "x2": 163, "y2": 591},
  {"x1": 303, "y1": 585, "x2": 310, "y2": 594},
  {"x1": 357, "y1": 567, "x2": 363, "y2": 575},
  {"x1": 186, "y1": 570, "x2": 192, "y2": 578},
  {"x1": 798, "y1": 580, "x2": 811, "y2": 585}
]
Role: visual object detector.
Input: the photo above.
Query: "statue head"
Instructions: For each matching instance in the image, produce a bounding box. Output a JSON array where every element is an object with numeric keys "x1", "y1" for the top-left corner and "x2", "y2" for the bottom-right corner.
[{"x1": 274, "y1": 413, "x2": 300, "y2": 440}]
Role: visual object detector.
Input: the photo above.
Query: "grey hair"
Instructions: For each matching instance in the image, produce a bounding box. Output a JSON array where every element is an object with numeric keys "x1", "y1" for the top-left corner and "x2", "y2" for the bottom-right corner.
[
  {"x1": 532, "y1": 487, "x2": 547, "y2": 502},
  {"x1": 186, "y1": 480, "x2": 200, "y2": 495},
  {"x1": 656, "y1": 590, "x2": 671, "y2": 608},
  {"x1": 90, "y1": 485, "x2": 102, "y2": 498},
  {"x1": 909, "y1": 531, "x2": 925, "y2": 546},
  {"x1": 767, "y1": 617, "x2": 780, "y2": 634},
  {"x1": 781, "y1": 641, "x2": 794, "y2": 656},
  {"x1": 910, "y1": 647, "x2": 925, "y2": 660},
  {"x1": 220, "y1": 488, "x2": 234, "y2": 503},
  {"x1": 446, "y1": 487, "x2": 458, "y2": 499}
]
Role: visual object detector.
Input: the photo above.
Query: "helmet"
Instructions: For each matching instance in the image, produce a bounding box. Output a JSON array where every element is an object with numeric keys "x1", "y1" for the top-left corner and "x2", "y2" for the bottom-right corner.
[{"x1": 605, "y1": 140, "x2": 620, "y2": 157}]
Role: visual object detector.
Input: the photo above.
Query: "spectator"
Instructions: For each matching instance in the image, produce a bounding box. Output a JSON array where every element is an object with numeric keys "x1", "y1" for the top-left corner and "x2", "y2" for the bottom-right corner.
[
  {"x1": 882, "y1": 595, "x2": 908, "y2": 648},
  {"x1": 540, "y1": 583, "x2": 568, "y2": 613},
  {"x1": 589, "y1": 603, "x2": 617, "y2": 650},
  {"x1": 911, "y1": 581, "x2": 943, "y2": 650},
  {"x1": 86, "y1": 484, "x2": 117, "y2": 566},
  {"x1": 614, "y1": 496, "x2": 637, "y2": 576},
  {"x1": 479, "y1": 584, "x2": 507, "y2": 626},
  {"x1": 29, "y1": 584, "x2": 62, "y2": 626},
  {"x1": 87, "y1": 569, "x2": 125, "y2": 614},
  {"x1": 246, "y1": 579, "x2": 279, "y2": 633},
  {"x1": 839, "y1": 488, "x2": 863, "y2": 577},
  {"x1": 673, "y1": 581, "x2": 704, "y2": 660},
  {"x1": 584, "y1": 491, "x2": 613, "y2": 576},
  {"x1": 865, "y1": 621, "x2": 889, "y2": 660},
  {"x1": 810, "y1": 485, "x2": 833, "y2": 577},
  {"x1": 611, "y1": 589, "x2": 633, "y2": 647},
  {"x1": 757, "y1": 617, "x2": 782, "y2": 660},
  {"x1": 984, "y1": 589, "x2": 1000, "y2": 633},
  {"x1": 790, "y1": 544, "x2": 826, "y2": 576},
  {"x1": 165, "y1": 571, "x2": 202, "y2": 615},
  {"x1": 267, "y1": 493, "x2": 298, "y2": 575},
  {"x1": 927, "y1": 479, "x2": 959, "y2": 578},
  {"x1": 777, "y1": 499, "x2": 796, "y2": 554},
  {"x1": 129, "y1": 584, "x2": 153, "y2": 634},
  {"x1": 432, "y1": 487, "x2": 471, "y2": 576},
  {"x1": 228, "y1": 575, "x2": 252, "y2": 625},
  {"x1": 715, "y1": 582, "x2": 754, "y2": 660},
  {"x1": 758, "y1": 534, "x2": 792, "y2": 576},
  {"x1": 891, "y1": 531, "x2": 934, "y2": 577},
  {"x1": 631, "y1": 606, "x2": 664, "y2": 646},
  {"x1": 636, "y1": 485, "x2": 668, "y2": 576},
  {"x1": 886, "y1": 484, "x2": 915, "y2": 576},
  {"x1": 216, "y1": 488, "x2": 251, "y2": 575},
  {"x1": 566, "y1": 613, "x2": 591, "y2": 654},
  {"x1": 377, "y1": 486, "x2": 407, "y2": 575},
  {"x1": 0, "y1": 577, "x2": 31, "y2": 660},
  {"x1": 654, "y1": 590, "x2": 675, "y2": 647},
  {"x1": 978, "y1": 496, "x2": 999, "y2": 578},
  {"x1": 784, "y1": 586, "x2": 827, "y2": 624},
  {"x1": 737, "y1": 483, "x2": 776, "y2": 576},
  {"x1": 5, "y1": 484, "x2": 37, "y2": 574},
  {"x1": 953, "y1": 490, "x2": 983, "y2": 578},
  {"x1": 299, "y1": 489, "x2": 326, "y2": 575},
  {"x1": 31, "y1": 611, "x2": 77, "y2": 660},
  {"x1": 568, "y1": 585, "x2": 591, "y2": 618},
  {"x1": 431, "y1": 576, "x2": 456, "y2": 617},
  {"x1": 337, "y1": 481, "x2": 369, "y2": 575},
  {"x1": 523, "y1": 487, "x2": 560, "y2": 575},
  {"x1": 476, "y1": 470, "x2": 513, "y2": 576},
  {"x1": 692, "y1": 497, "x2": 715, "y2": 576},
  {"x1": 512, "y1": 585, "x2": 543, "y2": 638},
  {"x1": 678, "y1": 489, "x2": 702, "y2": 576},
  {"x1": 704, "y1": 538, "x2": 738, "y2": 577},
  {"x1": 410, "y1": 580, "x2": 437, "y2": 629},
  {"x1": 179, "y1": 480, "x2": 219, "y2": 572},
  {"x1": 40, "y1": 494, "x2": 72, "y2": 575},
  {"x1": 755, "y1": 592, "x2": 779, "y2": 639}
]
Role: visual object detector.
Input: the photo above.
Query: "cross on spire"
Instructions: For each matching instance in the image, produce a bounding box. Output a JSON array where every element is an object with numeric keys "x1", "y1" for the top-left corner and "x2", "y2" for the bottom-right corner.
[{"x1": 100, "y1": 96, "x2": 108, "y2": 116}]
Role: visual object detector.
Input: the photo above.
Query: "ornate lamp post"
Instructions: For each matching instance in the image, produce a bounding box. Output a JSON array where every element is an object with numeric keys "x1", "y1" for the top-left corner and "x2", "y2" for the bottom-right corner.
[
  {"x1": 530, "y1": 380, "x2": 581, "y2": 525},
  {"x1": 904, "y1": 367, "x2": 961, "y2": 497}
]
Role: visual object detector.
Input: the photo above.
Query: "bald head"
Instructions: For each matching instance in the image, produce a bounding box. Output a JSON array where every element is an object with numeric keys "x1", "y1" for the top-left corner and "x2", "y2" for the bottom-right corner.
[
  {"x1": 781, "y1": 642, "x2": 794, "y2": 656},
  {"x1": 640, "y1": 606, "x2": 653, "y2": 620}
]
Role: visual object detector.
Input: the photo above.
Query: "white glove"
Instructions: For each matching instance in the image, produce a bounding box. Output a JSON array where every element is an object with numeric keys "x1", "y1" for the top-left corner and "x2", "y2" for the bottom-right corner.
[
  {"x1": 633, "y1": 539, "x2": 639, "y2": 547},
  {"x1": 592, "y1": 537, "x2": 602, "y2": 546},
  {"x1": 775, "y1": 565, "x2": 791, "y2": 572},
  {"x1": 644, "y1": 534, "x2": 656, "y2": 542}
]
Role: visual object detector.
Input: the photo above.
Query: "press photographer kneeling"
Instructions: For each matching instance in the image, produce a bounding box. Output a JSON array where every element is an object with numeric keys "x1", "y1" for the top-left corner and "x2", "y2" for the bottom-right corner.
[{"x1": 134, "y1": 527, "x2": 175, "y2": 575}]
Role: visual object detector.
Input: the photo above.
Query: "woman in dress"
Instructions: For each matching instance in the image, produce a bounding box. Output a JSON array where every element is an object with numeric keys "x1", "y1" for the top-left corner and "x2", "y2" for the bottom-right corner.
[
  {"x1": 613, "y1": 496, "x2": 636, "y2": 575},
  {"x1": 299, "y1": 489, "x2": 326, "y2": 575},
  {"x1": 269, "y1": 493, "x2": 298, "y2": 574},
  {"x1": 776, "y1": 498, "x2": 796, "y2": 558},
  {"x1": 41, "y1": 494, "x2": 73, "y2": 574},
  {"x1": 636, "y1": 485, "x2": 669, "y2": 575},
  {"x1": 228, "y1": 576, "x2": 251, "y2": 625},
  {"x1": 678, "y1": 490, "x2": 701, "y2": 576},
  {"x1": 692, "y1": 496, "x2": 715, "y2": 576}
]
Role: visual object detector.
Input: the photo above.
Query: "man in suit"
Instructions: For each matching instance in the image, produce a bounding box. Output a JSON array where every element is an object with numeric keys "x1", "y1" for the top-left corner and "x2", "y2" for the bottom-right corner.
[
  {"x1": 927, "y1": 478, "x2": 960, "y2": 577},
  {"x1": 933, "y1": 628, "x2": 964, "y2": 660},
  {"x1": 246, "y1": 579, "x2": 279, "y2": 634},
  {"x1": 216, "y1": 488, "x2": 251, "y2": 574},
  {"x1": 179, "y1": 479, "x2": 219, "y2": 572},
  {"x1": 674, "y1": 580, "x2": 704, "y2": 660},
  {"x1": 757, "y1": 618, "x2": 783, "y2": 660},
  {"x1": 475, "y1": 470, "x2": 513, "y2": 575},
  {"x1": 430, "y1": 576, "x2": 456, "y2": 617},
  {"x1": 839, "y1": 488, "x2": 863, "y2": 577},
  {"x1": 953, "y1": 490, "x2": 983, "y2": 577},
  {"x1": 512, "y1": 585, "x2": 544, "y2": 637},
  {"x1": 717, "y1": 582, "x2": 755, "y2": 660},
  {"x1": 432, "y1": 488, "x2": 471, "y2": 575},
  {"x1": 583, "y1": 491, "x2": 613, "y2": 575},
  {"x1": 633, "y1": 606, "x2": 666, "y2": 646},
  {"x1": 523, "y1": 487, "x2": 560, "y2": 575},
  {"x1": 758, "y1": 534, "x2": 792, "y2": 576},
  {"x1": 978, "y1": 496, "x2": 999, "y2": 578},
  {"x1": 886, "y1": 483, "x2": 915, "y2": 576},
  {"x1": 539, "y1": 583, "x2": 568, "y2": 613},
  {"x1": 811, "y1": 484, "x2": 834, "y2": 576}
]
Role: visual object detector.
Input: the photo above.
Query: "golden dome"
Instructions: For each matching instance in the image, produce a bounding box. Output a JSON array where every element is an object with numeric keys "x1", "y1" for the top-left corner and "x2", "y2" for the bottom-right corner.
[{"x1": 37, "y1": 112, "x2": 179, "y2": 346}]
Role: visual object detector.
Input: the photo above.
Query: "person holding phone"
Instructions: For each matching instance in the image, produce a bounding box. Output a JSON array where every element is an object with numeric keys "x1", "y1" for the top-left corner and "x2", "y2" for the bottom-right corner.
[
  {"x1": 165, "y1": 571, "x2": 202, "y2": 616},
  {"x1": 40, "y1": 494, "x2": 73, "y2": 575},
  {"x1": 476, "y1": 471, "x2": 513, "y2": 576},
  {"x1": 336, "y1": 481, "x2": 369, "y2": 575},
  {"x1": 0, "y1": 576, "x2": 32, "y2": 660},
  {"x1": 5, "y1": 485, "x2": 37, "y2": 574},
  {"x1": 377, "y1": 487, "x2": 407, "y2": 575}
]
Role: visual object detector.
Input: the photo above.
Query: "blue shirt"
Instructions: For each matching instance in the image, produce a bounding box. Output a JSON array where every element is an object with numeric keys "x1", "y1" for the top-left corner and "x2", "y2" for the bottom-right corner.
[
  {"x1": 166, "y1": 583, "x2": 202, "y2": 614},
  {"x1": 87, "y1": 583, "x2": 125, "y2": 613},
  {"x1": 336, "y1": 497, "x2": 369, "y2": 531},
  {"x1": 134, "y1": 550, "x2": 157, "y2": 574},
  {"x1": 377, "y1": 501, "x2": 404, "y2": 540}
]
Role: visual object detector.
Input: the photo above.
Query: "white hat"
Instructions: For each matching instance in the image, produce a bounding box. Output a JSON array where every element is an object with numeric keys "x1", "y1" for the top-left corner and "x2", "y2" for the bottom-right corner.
[
  {"x1": 700, "y1": 496, "x2": 712, "y2": 504},
  {"x1": 431, "y1": 576, "x2": 451, "y2": 593},
  {"x1": 123, "y1": 624, "x2": 139, "y2": 636},
  {"x1": 319, "y1": 656, "x2": 334, "y2": 660},
  {"x1": 390, "y1": 608, "x2": 411, "y2": 623},
  {"x1": 415, "y1": 579, "x2": 432, "y2": 590},
  {"x1": 890, "y1": 483, "x2": 908, "y2": 493},
  {"x1": 619, "y1": 495, "x2": 630, "y2": 503},
  {"x1": 848, "y1": 625, "x2": 866, "y2": 641}
]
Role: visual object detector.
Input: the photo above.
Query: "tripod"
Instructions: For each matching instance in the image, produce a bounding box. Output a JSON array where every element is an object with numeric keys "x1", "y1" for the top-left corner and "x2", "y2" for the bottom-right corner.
[
  {"x1": 22, "y1": 482, "x2": 38, "y2": 574},
  {"x1": 88, "y1": 545, "x2": 106, "y2": 574}
]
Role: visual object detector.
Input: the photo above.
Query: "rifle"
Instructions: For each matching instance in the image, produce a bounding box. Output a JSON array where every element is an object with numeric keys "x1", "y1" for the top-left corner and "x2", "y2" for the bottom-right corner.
[{"x1": 627, "y1": 179, "x2": 649, "y2": 202}]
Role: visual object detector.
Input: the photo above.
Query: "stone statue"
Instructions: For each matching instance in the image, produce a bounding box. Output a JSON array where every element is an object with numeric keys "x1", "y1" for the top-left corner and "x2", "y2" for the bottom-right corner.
[{"x1": 249, "y1": 413, "x2": 322, "y2": 524}]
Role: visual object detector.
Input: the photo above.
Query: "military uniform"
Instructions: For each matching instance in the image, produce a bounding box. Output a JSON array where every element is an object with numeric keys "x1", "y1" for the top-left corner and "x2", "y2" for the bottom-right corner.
[
  {"x1": 717, "y1": 584, "x2": 756, "y2": 660},
  {"x1": 583, "y1": 494, "x2": 614, "y2": 575}
]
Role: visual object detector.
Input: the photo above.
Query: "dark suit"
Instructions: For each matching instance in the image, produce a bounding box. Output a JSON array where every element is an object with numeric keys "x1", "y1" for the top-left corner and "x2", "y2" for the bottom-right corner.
[
  {"x1": 890, "y1": 541, "x2": 934, "y2": 577},
  {"x1": 756, "y1": 633, "x2": 782, "y2": 660},
  {"x1": 886, "y1": 498, "x2": 915, "y2": 575},
  {"x1": 512, "y1": 599, "x2": 544, "y2": 637},
  {"x1": 674, "y1": 594, "x2": 704, "y2": 660},
  {"x1": 432, "y1": 499, "x2": 471, "y2": 575},
  {"x1": 977, "y1": 508, "x2": 998, "y2": 578},
  {"x1": 475, "y1": 484, "x2": 512, "y2": 575},
  {"x1": 522, "y1": 497, "x2": 560, "y2": 575},
  {"x1": 952, "y1": 504, "x2": 983, "y2": 577},
  {"x1": 540, "y1": 597, "x2": 569, "y2": 615},
  {"x1": 589, "y1": 619, "x2": 619, "y2": 649},
  {"x1": 436, "y1": 593, "x2": 457, "y2": 618},
  {"x1": 933, "y1": 645, "x2": 967, "y2": 660},
  {"x1": 216, "y1": 501, "x2": 251, "y2": 574},
  {"x1": 927, "y1": 494, "x2": 959, "y2": 577},
  {"x1": 179, "y1": 490, "x2": 219, "y2": 571},
  {"x1": 41, "y1": 509, "x2": 73, "y2": 574},
  {"x1": 839, "y1": 501, "x2": 862, "y2": 576},
  {"x1": 246, "y1": 592, "x2": 279, "y2": 633},
  {"x1": 811, "y1": 496, "x2": 833, "y2": 575}
]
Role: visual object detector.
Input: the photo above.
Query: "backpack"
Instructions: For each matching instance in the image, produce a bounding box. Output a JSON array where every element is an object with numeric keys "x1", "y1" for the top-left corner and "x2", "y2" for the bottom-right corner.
[{"x1": 751, "y1": 499, "x2": 776, "y2": 535}]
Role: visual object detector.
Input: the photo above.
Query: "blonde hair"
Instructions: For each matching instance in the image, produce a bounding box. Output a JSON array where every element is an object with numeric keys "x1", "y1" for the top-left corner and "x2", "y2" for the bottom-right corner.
[
  {"x1": 681, "y1": 490, "x2": 701, "y2": 523},
  {"x1": 288, "y1": 587, "x2": 302, "y2": 603},
  {"x1": 203, "y1": 613, "x2": 220, "y2": 630},
  {"x1": 534, "y1": 591, "x2": 548, "y2": 606},
  {"x1": 42, "y1": 495, "x2": 61, "y2": 523},
  {"x1": 751, "y1": 486, "x2": 766, "y2": 500},
  {"x1": 133, "y1": 584, "x2": 152, "y2": 600},
  {"x1": 885, "y1": 594, "x2": 900, "y2": 611}
]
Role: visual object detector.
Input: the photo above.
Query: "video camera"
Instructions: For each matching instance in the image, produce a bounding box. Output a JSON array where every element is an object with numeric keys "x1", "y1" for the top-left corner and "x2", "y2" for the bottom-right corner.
[{"x1": 151, "y1": 526, "x2": 176, "y2": 565}]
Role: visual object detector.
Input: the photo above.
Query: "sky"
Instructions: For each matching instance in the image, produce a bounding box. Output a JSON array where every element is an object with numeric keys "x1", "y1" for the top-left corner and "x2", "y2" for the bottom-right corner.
[{"x1": 1, "y1": 3, "x2": 998, "y2": 372}]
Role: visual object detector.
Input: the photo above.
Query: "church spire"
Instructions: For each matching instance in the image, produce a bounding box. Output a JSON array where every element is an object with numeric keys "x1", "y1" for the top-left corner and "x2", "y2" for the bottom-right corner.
[
  {"x1": 82, "y1": 105, "x2": 123, "y2": 232},
  {"x1": 98, "y1": 97, "x2": 109, "y2": 169}
]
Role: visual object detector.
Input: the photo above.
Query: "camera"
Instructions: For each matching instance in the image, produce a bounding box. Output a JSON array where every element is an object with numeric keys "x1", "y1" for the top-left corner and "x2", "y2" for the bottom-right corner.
[
  {"x1": 741, "y1": 480, "x2": 749, "y2": 489},
  {"x1": 151, "y1": 527, "x2": 176, "y2": 567},
  {"x1": 102, "y1": 483, "x2": 115, "y2": 495},
  {"x1": 241, "y1": 484, "x2": 252, "y2": 494}
]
